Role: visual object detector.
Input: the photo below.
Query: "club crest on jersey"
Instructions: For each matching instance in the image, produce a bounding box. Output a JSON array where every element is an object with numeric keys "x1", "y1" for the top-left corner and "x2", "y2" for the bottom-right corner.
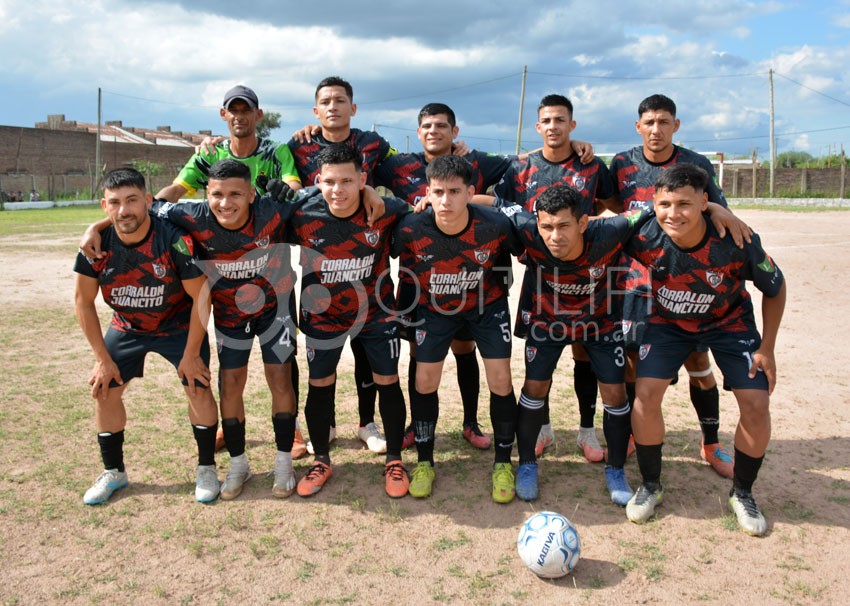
[
  {"x1": 589, "y1": 265, "x2": 604, "y2": 280},
  {"x1": 306, "y1": 347, "x2": 315, "y2": 362},
  {"x1": 526, "y1": 345, "x2": 537, "y2": 362},
  {"x1": 364, "y1": 230, "x2": 380, "y2": 247},
  {"x1": 622, "y1": 320, "x2": 633, "y2": 335},
  {"x1": 255, "y1": 235, "x2": 270, "y2": 249},
  {"x1": 639, "y1": 344, "x2": 651, "y2": 360},
  {"x1": 521, "y1": 310, "x2": 531, "y2": 325},
  {"x1": 152, "y1": 263, "x2": 166, "y2": 279},
  {"x1": 706, "y1": 270, "x2": 723, "y2": 288},
  {"x1": 474, "y1": 249, "x2": 490, "y2": 264},
  {"x1": 572, "y1": 176, "x2": 586, "y2": 190},
  {"x1": 415, "y1": 329, "x2": 426, "y2": 346}
]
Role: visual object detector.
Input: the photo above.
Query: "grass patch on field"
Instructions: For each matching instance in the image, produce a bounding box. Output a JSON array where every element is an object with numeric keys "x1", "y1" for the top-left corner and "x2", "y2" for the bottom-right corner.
[{"x1": 0, "y1": 204, "x2": 103, "y2": 235}]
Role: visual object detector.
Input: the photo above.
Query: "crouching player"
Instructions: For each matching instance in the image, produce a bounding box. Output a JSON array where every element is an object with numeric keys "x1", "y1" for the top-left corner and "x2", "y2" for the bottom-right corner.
[
  {"x1": 392, "y1": 155, "x2": 524, "y2": 503},
  {"x1": 624, "y1": 164, "x2": 785, "y2": 536},
  {"x1": 503, "y1": 184, "x2": 652, "y2": 504},
  {"x1": 75, "y1": 168, "x2": 220, "y2": 504}
]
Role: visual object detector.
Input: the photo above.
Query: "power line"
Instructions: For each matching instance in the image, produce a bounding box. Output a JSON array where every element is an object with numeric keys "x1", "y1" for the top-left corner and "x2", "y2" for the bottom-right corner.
[
  {"x1": 773, "y1": 71, "x2": 850, "y2": 109},
  {"x1": 684, "y1": 123, "x2": 850, "y2": 144},
  {"x1": 529, "y1": 70, "x2": 763, "y2": 81}
]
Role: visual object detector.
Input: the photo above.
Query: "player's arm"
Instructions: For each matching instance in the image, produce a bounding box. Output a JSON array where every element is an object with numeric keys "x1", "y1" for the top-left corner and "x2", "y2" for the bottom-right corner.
[
  {"x1": 596, "y1": 195, "x2": 621, "y2": 214},
  {"x1": 571, "y1": 140, "x2": 594, "y2": 164},
  {"x1": 750, "y1": 280, "x2": 786, "y2": 395},
  {"x1": 196, "y1": 136, "x2": 226, "y2": 155},
  {"x1": 291, "y1": 124, "x2": 322, "y2": 143},
  {"x1": 177, "y1": 275, "x2": 213, "y2": 396},
  {"x1": 361, "y1": 185, "x2": 386, "y2": 226},
  {"x1": 74, "y1": 273, "x2": 123, "y2": 399},
  {"x1": 706, "y1": 202, "x2": 752, "y2": 248},
  {"x1": 154, "y1": 182, "x2": 189, "y2": 202},
  {"x1": 80, "y1": 217, "x2": 113, "y2": 259}
]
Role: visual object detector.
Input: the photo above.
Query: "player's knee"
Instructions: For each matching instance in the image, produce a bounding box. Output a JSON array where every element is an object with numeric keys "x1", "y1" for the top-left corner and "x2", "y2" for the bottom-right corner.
[{"x1": 522, "y1": 380, "x2": 549, "y2": 400}]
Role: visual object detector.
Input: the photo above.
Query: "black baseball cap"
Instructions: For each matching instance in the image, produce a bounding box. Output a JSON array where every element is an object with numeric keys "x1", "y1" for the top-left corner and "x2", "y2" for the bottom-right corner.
[{"x1": 223, "y1": 85, "x2": 259, "y2": 109}]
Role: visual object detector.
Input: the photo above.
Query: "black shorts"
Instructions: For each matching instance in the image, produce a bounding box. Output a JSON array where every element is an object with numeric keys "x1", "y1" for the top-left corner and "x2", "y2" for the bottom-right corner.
[
  {"x1": 524, "y1": 326, "x2": 626, "y2": 384},
  {"x1": 636, "y1": 322, "x2": 768, "y2": 390},
  {"x1": 104, "y1": 327, "x2": 211, "y2": 387},
  {"x1": 395, "y1": 280, "x2": 473, "y2": 342},
  {"x1": 415, "y1": 298, "x2": 512, "y2": 363},
  {"x1": 305, "y1": 325, "x2": 401, "y2": 379},
  {"x1": 215, "y1": 293, "x2": 297, "y2": 369},
  {"x1": 513, "y1": 267, "x2": 534, "y2": 340},
  {"x1": 623, "y1": 292, "x2": 707, "y2": 355}
]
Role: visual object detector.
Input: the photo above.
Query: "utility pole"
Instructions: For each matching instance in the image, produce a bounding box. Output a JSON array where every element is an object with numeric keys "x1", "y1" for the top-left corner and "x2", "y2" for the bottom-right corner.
[
  {"x1": 515, "y1": 66, "x2": 527, "y2": 156},
  {"x1": 95, "y1": 87, "x2": 102, "y2": 195},
  {"x1": 769, "y1": 69, "x2": 775, "y2": 195}
]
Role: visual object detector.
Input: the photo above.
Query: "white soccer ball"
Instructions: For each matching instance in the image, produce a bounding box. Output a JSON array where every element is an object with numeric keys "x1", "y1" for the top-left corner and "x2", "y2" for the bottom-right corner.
[{"x1": 517, "y1": 511, "x2": 581, "y2": 578}]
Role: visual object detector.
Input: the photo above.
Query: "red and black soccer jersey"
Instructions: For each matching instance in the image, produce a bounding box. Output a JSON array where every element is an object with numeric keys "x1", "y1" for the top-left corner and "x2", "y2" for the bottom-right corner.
[
  {"x1": 392, "y1": 205, "x2": 523, "y2": 314},
  {"x1": 151, "y1": 199, "x2": 296, "y2": 329},
  {"x1": 285, "y1": 190, "x2": 410, "y2": 337},
  {"x1": 373, "y1": 150, "x2": 513, "y2": 205},
  {"x1": 74, "y1": 216, "x2": 201, "y2": 336},
  {"x1": 624, "y1": 219, "x2": 784, "y2": 333},
  {"x1": 493, "y1": 151, "x2": 614, "y2": 215},
  {"x1": 610, "y1": 145, "x2": 727, "y2": 212},
  {"x1": 288, "y1": 129, "x2": 395, "y2": 187},
  {"x1": 507, "y1": 207, "x2": 652, "y2": 340}
]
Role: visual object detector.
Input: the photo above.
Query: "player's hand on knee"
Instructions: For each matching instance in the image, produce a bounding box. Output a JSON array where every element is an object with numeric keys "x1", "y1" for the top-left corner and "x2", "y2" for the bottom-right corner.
[
  {"x1": 90, "y1": 358, "x2": 122, "y2": 399},
  {"x1": 749, "y1": 349, "x2": 776, "y2": 395},
  {"x1": 178, "y1": 354, "x2": 211, "y2": 397}
]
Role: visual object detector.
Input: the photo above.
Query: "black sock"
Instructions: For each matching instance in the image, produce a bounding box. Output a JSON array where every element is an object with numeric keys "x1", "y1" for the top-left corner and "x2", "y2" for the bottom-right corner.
[
  {"x1": 411, "y1": 389, "x2": 438, "y2": 464},
  {"x1": 603, "y1": 402, "x2": 632, "y2": 468},
  {"x1": 352, "y1": 338, "x2": 377, "y2": 426},
  {"x1": 574, "y1": 360, "x2": 598, "y2": 428},
  {"x1": 97, "y1": 431, "x2": 125, "y2": 472},
  {"x1": 490, "y1": 391, "x2": 517, "y2": 464},
  {"x1": 690, "y1": 384, "x2": 720, "y2": 445},
  {"x1": 222, "y1": 417, "x2": 246, "y2": 458},
  {"x1": 542, "y1": 394, "x2": 551, "y2": 425},
  {"x1": 377, "y1": 381, "x2": 406, "y2": 461},
  {"x1": 305, "y1": 383, "x2": 336, "y2": 458},
  {"x1": 517, "y1": 392, "x2": 545, "y2": 464},
  {"x1": 732, "y1": 448, "x2": 764, "y2": 493},
  {"x1": 407, "y1": 356, "x2": 417, "y2": 404},
  {"x1": 454, "y1": 350, "x2": 480, "y2": 426},
  {"x1": 635, "y1": 442, "x2": 663, "y2": 486},
  {"x1": 272, "y1": 412, "x2": 295, "y2": 453},
  {"x1": 192, "y1": 424, "x2": 217, "y2": 466}
]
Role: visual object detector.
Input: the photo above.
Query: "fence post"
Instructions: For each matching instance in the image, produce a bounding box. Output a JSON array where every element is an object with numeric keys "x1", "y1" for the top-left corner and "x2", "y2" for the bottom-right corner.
[
  {"x1": 800, "y1": 167, "x2": 808, "y2": 195},
  {"x1": 751, "y1": 151, "x2": 758, "y2": 198},
  {"x1": 841, "y1": 149, "x2": 846, "y2": 199},
  {"x1": 731, "y1": 170, "x2": 738, "y2": 197}
]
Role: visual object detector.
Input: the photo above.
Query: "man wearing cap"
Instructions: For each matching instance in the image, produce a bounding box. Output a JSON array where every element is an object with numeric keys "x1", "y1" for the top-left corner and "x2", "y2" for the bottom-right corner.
[{"x1": 155, "y1": 85, "x2": 302, "y2": 201}]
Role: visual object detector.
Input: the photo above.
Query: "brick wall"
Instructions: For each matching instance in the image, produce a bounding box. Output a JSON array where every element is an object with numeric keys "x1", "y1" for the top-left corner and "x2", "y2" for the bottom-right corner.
[{"x1": 726, "y1": 167, "x2": 847, "y2": 197}]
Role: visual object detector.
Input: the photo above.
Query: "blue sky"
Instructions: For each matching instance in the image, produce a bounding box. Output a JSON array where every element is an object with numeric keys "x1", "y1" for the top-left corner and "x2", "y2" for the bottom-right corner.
[{"x1": 1, "y1": 0, "x2": 848, "y2": 159}]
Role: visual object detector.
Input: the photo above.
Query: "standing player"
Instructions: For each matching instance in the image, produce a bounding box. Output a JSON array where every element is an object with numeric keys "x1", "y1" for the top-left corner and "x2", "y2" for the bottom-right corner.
[
  {"x1": 158, "y1": 84, "x2": 306, "y2": 458},
  {"x1": 392, "y1": 155, "x2": 523, "y2": 503},
  {"x1": 279, "y1": 143, "x2": 410, "y2": 497},
  {"x1": 288, "y1": 76, "x2": 399, "y2": 455},
  {"x1": 623, "y1": 164, "x2": 785, "y2": 536},
  {"x1": 481, "y1": 94, "x2": 618, "y2": 463},
  {"x1": 75, "y1": 168, "x2": 220, "y2": 504},
  {"x1": 610, "y1": 94, "x2": 734, "y2": 478}
]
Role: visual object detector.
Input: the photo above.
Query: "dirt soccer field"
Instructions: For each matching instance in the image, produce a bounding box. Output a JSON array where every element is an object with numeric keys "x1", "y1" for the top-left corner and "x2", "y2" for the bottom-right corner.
[{"x1": 0, "y1": 207, "x2": 848, "y2": 605}]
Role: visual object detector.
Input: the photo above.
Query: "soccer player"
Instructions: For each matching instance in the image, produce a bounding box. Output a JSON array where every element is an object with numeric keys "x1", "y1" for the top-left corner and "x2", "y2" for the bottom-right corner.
[
  {"x1": 83, "y1": 160, "x2": 300, "y2": 501},
  {"x1": 481, "y1": 94, "x2": 618, "y2": 463},
  {"x1": 75, "y1": 168, "x2": 220, "y2": 504},
  {"x1": 623, "y1": 164, "x2": 785, "y2": 536},
  {"x1": 392, "y1": 155, "x2": 523, "y2": 503},
  {"x1": 279, "y1": 143, "x2": 411, "y2": 498},
  {"x1": 157, "y1": 84, "x2": 307, "y2": 458},
  {"x1": 502, "y1": 185, "x2": 652, "y2": 504},
  {"x1": 610, "y1": 94, "x2": 735, "y2": 479},
  {"x1": 287, "y1": 76, "x2": 399, "y2": 455}
]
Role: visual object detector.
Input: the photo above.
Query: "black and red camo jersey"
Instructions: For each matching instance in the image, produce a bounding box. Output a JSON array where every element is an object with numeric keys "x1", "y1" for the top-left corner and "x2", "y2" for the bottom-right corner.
[
  {"x1": 624, "y1": 219, "x2": 784, "y2": 333},
  {"x1": 494, "y1": 151, "x2": 614, "y2": 214},
  {"x1": 610, "y1": 145, "x2": 727, "y2": 212},
  {"x1": 74, "y1": 216, "x2": 201, "y2": 335},
  {"x1": 392, "y1": 205, "x2": 522, "y2": 314},
  {"x1": 373, "y1": 150, "x2": 512, "y2": 205},
  {"x1": 285, "y1": 190, "x2": 409, "y2": 336},
  {"x1": 504, "y1": 206, "x2": 652, "y2": 340},
  {"x1": 151, "y1": 199, "x2": 296, "y2": 329},
  {"x1": 287, "y1": 129, "x2": 395, "y2": 187}
]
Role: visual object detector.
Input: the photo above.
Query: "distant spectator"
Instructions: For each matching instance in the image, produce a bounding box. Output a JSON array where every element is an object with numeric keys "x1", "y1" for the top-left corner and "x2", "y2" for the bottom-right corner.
[
  {"x1": 30, "y1": 189, "x2": 41, "y2": 202},
  {"x1": 16, "y1": 191, "x2": 23, "y2": 202}
]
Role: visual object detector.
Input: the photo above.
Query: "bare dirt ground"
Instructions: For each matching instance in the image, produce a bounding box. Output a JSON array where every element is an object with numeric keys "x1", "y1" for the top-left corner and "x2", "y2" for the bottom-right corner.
[{"x1": 1, "y1": 209, "x2": 849, "y2": 605}]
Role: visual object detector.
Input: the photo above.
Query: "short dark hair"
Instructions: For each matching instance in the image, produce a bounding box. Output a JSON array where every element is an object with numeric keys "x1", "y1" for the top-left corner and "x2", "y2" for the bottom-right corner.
[
  {"x1": 317, "y1": 143, "x2": 361, "y2": 171},
  {"x1": 418, "y1": 103, "x2": 456, "y2": 128},
  {"x1": 655, "y1": 163, "x2": 708, "y2": 193},
  {"x1": 638, "y1": 94, "x2": 677, "y2": 118},
  {"x1": 315, "y1": 76, "x2": 354, "y2": 102},
  {"x1": 208, "y1": 159, "x2": 252, "y2": 182},
  {"x1": 534, "y1": 184, "x2": 585, "y2": 218},
  {"x1": 102, "y1": 167, "x2": 146, "y2": 192},
  {"x1": 538, "y1": 94, "x2": 573, "y2": 116},
  {"x1": 425, "y1": 155, "x2": 474, "y2": 186}
]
